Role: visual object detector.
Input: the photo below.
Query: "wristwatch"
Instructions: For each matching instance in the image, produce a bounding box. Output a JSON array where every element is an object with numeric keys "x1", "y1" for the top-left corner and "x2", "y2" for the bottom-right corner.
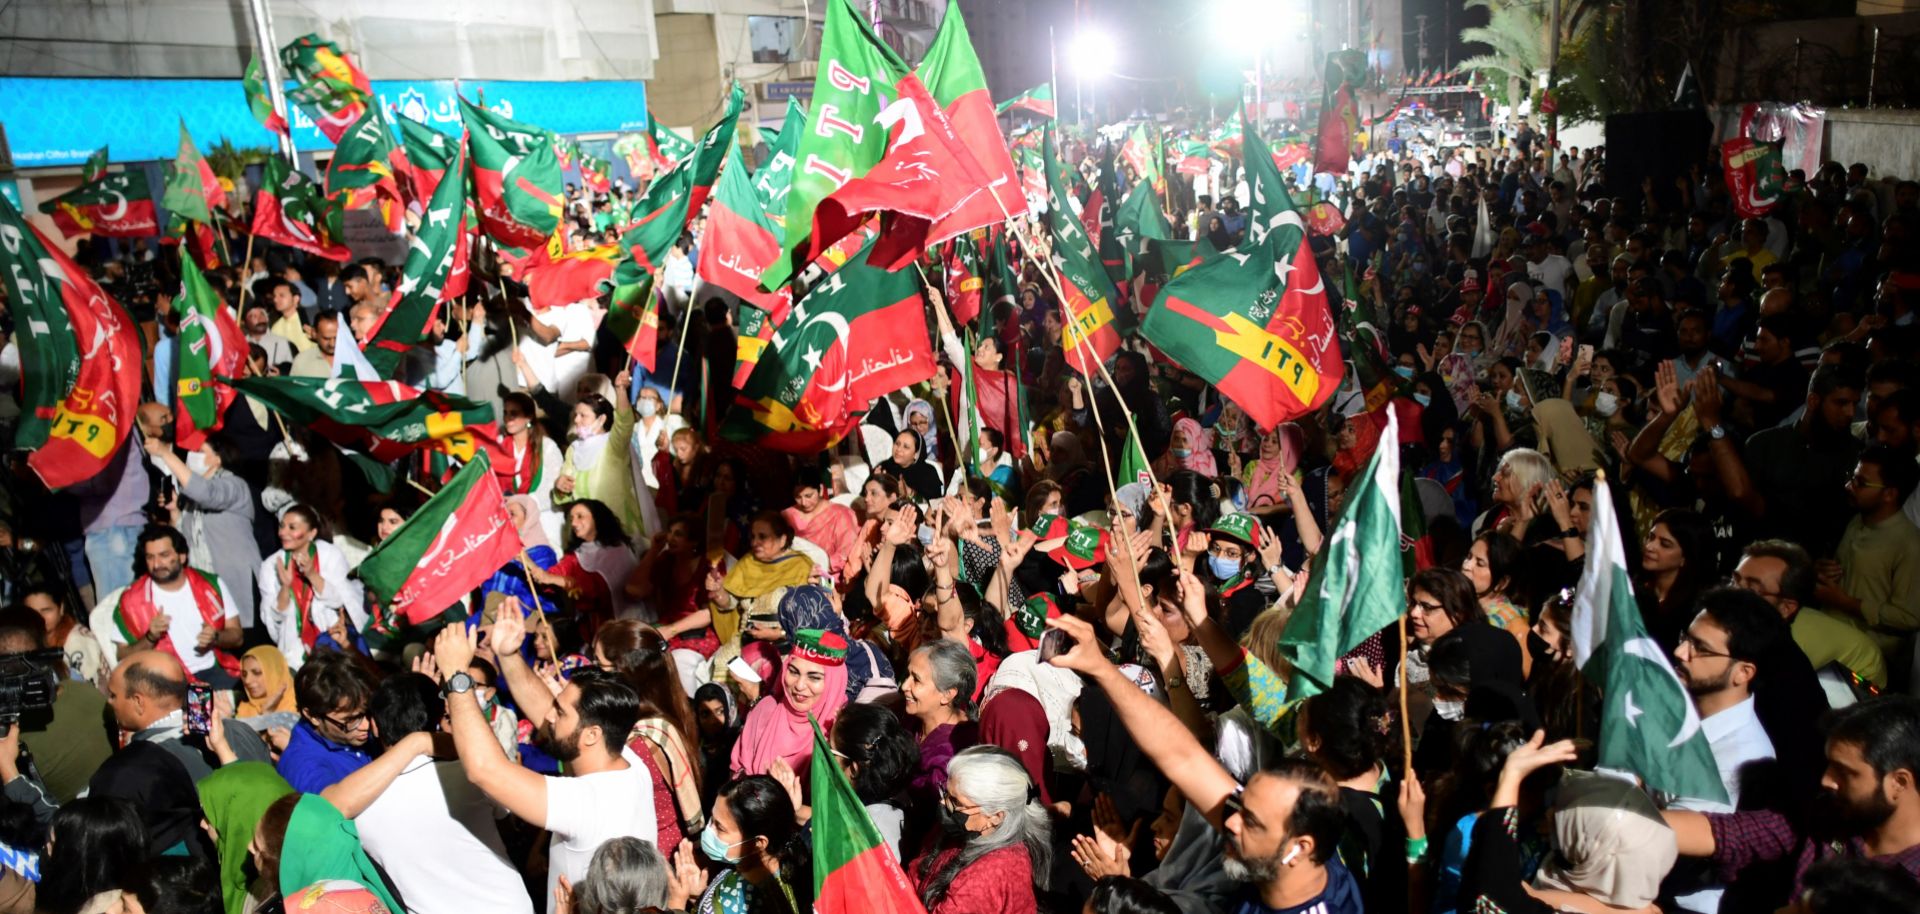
[
  {"x1": 445, "y1": 671, "x2": 475, "y2": 695},
  {"x1": 1707, "y1": 424, "x2": 1727, "y2": 441}
]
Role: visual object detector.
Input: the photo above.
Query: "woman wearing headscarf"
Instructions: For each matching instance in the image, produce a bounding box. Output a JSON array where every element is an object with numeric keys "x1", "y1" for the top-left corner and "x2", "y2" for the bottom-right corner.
[
  {"x1": 196, "y1": 762, "x2": 293, "y2": 914},
  {"x1": 1162, "y1": 417, "x2": 1218, "y2": 478},
  {"x1": 1530, "y1": 398, "x2": 1604, "y2": 476},
  {"x1": 275, "y1": 794, "x2": 403, "y2": 913},
  {"x1": 730, "y1": 630, "x2": 851, "y2": 777},
  {"x1": 905, "y1": 399, "x2": 942, "y2": 464},
  {"x1": 875, "y1": 429, "x2": 945, "y2": 502},
  {"x1": 553, "y1": 367, "x2": 646, "y2": 541},
  {"x1": 478, "y1": 494, "x2": 561, "y2": 622},
  {"x1": 776, "y1": 585, "x2": 890, "y2": 702},
  {"x1": 981, "y1": 653, "x2": 1080, "y2": 773},
  {"x1": 695, "y1": 682, "x2": 743, "y2": 807},
  {"x1": 710, "y1": 512, "x2": 817, "y2": 686},
  {"x1": 235, "y1": 645, "x2": 297, "y2": 718},
  {"x1": 1240, "y1": 424, "x2": 1303, "y2": 522}
]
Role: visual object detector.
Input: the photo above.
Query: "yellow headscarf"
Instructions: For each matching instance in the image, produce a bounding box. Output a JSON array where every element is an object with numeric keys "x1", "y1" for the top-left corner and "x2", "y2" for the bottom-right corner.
[{"x1": 235, "y1": 645, "x2": 297, "y2": 717}]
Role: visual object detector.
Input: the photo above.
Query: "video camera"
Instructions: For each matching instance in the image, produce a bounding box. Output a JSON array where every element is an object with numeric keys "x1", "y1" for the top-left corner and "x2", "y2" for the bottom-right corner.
[{"x1": 0, "y1": 650, "x2": 61, "y2": 727}]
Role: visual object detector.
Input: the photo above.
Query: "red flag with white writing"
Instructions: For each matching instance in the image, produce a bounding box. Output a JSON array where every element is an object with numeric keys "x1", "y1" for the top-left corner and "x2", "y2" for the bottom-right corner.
[{"x1": 357, "y1": 453, "x2": 523, "y2": 625}]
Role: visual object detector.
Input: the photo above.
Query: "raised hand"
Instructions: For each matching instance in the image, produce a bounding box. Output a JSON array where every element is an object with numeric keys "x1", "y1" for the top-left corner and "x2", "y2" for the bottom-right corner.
[
  {"x1": 666, "y1": 840, "x2": 709, "y2": 909},
  {"x1": 1042, "y1": 614, "x2": 1111, "y2": 677},
  {"x1": 490, "y1": 601, "x2": 530, "y2": 655},
  {"x1": 432, "y1": 622, "x2": 479, "y2": 683},
  {"x1": 1654, "y1": 359, "x2": 1685, "y2": 417}
]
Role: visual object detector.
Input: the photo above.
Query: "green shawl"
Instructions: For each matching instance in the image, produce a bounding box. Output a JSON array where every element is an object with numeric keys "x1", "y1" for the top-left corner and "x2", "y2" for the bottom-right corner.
[
  {"x1": 278, "y1": 794, "x2": 404, "y2": 913},
  {"x1": 196, "y1": 762, "x2": 293, "y2": 914}
]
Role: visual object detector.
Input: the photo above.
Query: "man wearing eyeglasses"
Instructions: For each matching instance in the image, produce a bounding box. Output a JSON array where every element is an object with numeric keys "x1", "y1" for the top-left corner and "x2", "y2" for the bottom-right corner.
[
  {"x1": 1816, "y1": 443, "x2": 1920, "y2": 658},
  {"x1": 278, "y1": 648, "x2": 376, "y2": 793},
  {"x1": 1733, "y1": 540, "x2": 1887, "y2": 694}
]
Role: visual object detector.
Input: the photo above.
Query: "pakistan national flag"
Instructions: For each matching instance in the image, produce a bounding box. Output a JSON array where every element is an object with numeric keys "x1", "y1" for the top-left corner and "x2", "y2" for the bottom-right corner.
[
  {"x1": 1277, "y1": 412, "x2": 1405, "y2": 698},
  {"x1": 460, "y1": 97, "x2": 565, "y2": 249},
  {"x1": 1573, "y1": 476, "x2": 1729, "y2": 804}
]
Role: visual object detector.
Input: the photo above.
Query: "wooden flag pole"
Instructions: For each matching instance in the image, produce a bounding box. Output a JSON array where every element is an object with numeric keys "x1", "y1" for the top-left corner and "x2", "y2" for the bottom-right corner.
[
  {"x1": 663, "y1": 274, "x2": 696, "y2": 413},
  {"x1": 1398, "y1": 611, "x2": 1413, "y2": 776},
  {"x1": 235, "y1": 232, "x2": 258, "y2": 312}
]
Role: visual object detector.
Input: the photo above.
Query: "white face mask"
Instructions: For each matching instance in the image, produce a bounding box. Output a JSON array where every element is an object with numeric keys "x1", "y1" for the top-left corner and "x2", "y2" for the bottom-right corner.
[
  {"x1": 1433, "y1": 698, "x2": 1467, "y2": 722},
  {"x1": 638, "y1": 399, "x2": 660, "y2": 418},
  {"x1": 1059, "y1": 734, "x2": 1088, "y2": 772},
  {"x1": 1505, "y1": 390, "x2": 1523, "y2": 411},
  {"x1": 186, "y1": 451, "x2": 211, "y2": 476},
  {"x1": 1594, "y1": 391, "x2": 1620, "y2": 417}
]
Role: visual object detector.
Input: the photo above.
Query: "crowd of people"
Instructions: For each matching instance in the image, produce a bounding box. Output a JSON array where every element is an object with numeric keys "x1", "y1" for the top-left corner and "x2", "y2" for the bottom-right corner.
[{"x1": 3, "y1": 108, "x2": 1920, "y2": 914}]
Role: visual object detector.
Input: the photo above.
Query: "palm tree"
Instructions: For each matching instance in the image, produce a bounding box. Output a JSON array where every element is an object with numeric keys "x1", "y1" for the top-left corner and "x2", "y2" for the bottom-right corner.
[{"x1": 1454, "y1": 0, "x2": 1607, "y2": 110}]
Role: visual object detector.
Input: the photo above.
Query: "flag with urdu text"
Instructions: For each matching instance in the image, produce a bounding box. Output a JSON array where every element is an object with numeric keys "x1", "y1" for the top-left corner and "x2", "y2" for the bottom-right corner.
[
  {"x1": 1572, "y1": 476, "x2": 1730, "y2": 804},
  {"x1": 1723, "y1": 137, "x2": 1786, "y2": 220},
  {"x1": 699, "y1": 144, "x2": 792, "y2": 313},
  {"x1": 161, "y1": 121, "x2": 225, "y2": 225},
  {"x1": 357, "y1": 453, "x2": 523, "y2": 626},
  {"x1": 724, "y1": 234, "x2": 934, "y2": 452},
  {"x1": 1277, "y1": 413, "x2": 1405, "y2": 698},
  {"x1": 279, "y1": 34, "x2": 372, "y2": 143},
  {"x1": 917, "y1": 0, "x2": 1028, "y2": 234},
  {"x1": 252, "y1": 156, "x2": 352, "y2": 261},
  {"x1": 0, "y1": 194, "x2": 144, "y2": 491},
  {"x1": 760, "y1": 0, "x2": 910, "y2": 293},
  {"x1": 229, "y1": 375, "x2": 497, "y2": 464},
  {"x1": 1043, "y1": 126, "x2": 1126, "y2": 376},
  {"x1": 647, "y1": 109, "x2": 697, "y2": 169},
  {"x1": 616, "y1": 83, "x2": 746, "y2": 277},
  {"x1": 243, "y1": 55, "x2": 289, "y2": 134},
  {"x1": 395, "y1": 117, "x2": 474, "y2": 301},
  {"x1": 173, "y1": 251, "x2": 247, "y2": 451},
  {"x1": 365, "y1": 135, "x2": 471, "y2": 378},
  {"x1": 811, "y1": 716, "x2": 926, "y2": 914},
  {"x1": 1141, "y1": 110, "x2": 1342, "y2": 432},
  {"x1": 39, "y1": 171, "x2": 158, "y2": 239},
  {"x1": 461, "y1": 97, "x2": 565, "y2": 250},
  {"x1": 995, "y1": 82, "x2": 1055, "y2": 118}
]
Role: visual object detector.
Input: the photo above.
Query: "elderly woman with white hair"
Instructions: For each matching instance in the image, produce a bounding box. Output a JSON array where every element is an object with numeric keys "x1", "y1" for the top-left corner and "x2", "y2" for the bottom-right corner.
[
  {"x1": 559, "y1": 836, "x2": 708, "y2": 914},
  {"x1": 1474, "y1": 447, "x2": 1555, "y2": 540},
  {"x1": 909, "y1": 745, "x2": 1051, "y2": 914}
]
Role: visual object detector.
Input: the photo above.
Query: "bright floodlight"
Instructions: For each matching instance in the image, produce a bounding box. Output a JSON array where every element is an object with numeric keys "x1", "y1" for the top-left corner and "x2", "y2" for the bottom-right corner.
[
  {"x1": 1215, "y1": 0, "x2": 1288, "y2": 57},
  {"x1": 1069, "y1": 27, "x2": 1112, "y2": 77}
]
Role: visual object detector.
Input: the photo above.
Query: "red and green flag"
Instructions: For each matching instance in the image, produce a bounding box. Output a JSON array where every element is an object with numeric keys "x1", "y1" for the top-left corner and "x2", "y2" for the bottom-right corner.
[
  {"x1": 364, "y1": 135, "x2": 471, "y2": 378},
  {"x1": 604, "y1": 271, "x2": 663, "y2": 369},
  {"x1": 243, "y1": 55, "x2": 289, "y2": 135},
  {"x1": 173, "y1": 250, "x2": 247, "y2": 450},
  {"x1": 1313, "y1": 51, "x2": 1366, "y2": 175},
  {"x1": 1043, "y1": 126, "x2": 1125, "y2": 376},
  {"x1": 580, "y1": 153, "x2": 613, "y2": 194},
  {"x1": 252, "y1": 156, "x2": 351, "y2": 261},
  {"x1": 396, "y1": 117, "x2": 475, "y2": 301},
  {"x1": 810, "y1": 716, "x2": 926, "y2": 914},
  {"x1": 553, "y1": 135, "x2": 577, "y2": 172},
  {"x1": 324, "y1": 104, "x2": 407, "y2": 233},
  {"x1": 1175, "y1": 140, "x2": 1213, "y2": 176},
  {"x1": 81, "y1": 146, "x2": 109, "y2": 184},
  {"x1": 942, "y1": 235, "x2": 985, "y2": 326},
  {"x1": 1140, "y1": 112, "x2": 1343, "y2": 432},
  {"x1": 356, "y1": 452, "x2": 522, "y2": 626},
  {"x1": 460, "y1": 97, "x2": 565, "y2": 250},
  {"x1": 161, "y1": 121, "x2": 224, "y2": 225},
  {"x1": 279, "y1": 34, "x2": 372, "y2": 143},
  {"x1": 917, "y1": 0, "x2": 1027, "y2": 234},
  {"x1": 995, "y1": 82, "x2": 1055, "y2": 118},
  {"x1": 228, "y1": 375, "x2": 497, "y2": 464},
  {"x1": 1723, "y1": 137, "x2": 1786, "y2": 219},
  {"x1": 522, "y1": 234, "x2": 623, "y2": 310},
  {"x1": 724, "y1": 233, "x2": 935, "y2": 452},
  {"x1": 0, "y1": 194, "x2": 144, "y2": 490},
  {"x1": 647, "y1": 110, "x2": 697, "y2": 170},
  {"x1": 753, "y1": 97, "x2": 808, "y2": 228},
  {"x1": 613, "y1": 133, "x2": 654, "y2": 182},
  {"x1": 618, "y1": 83, "x2": 745, "y2": 273},
  {"x1": 699, "y1": 143, "x2": 792, "y2": 313},
  {"x1": 760, "y1": 0, "x2": 910, "y2": 293},
  {"x1": 39, "y1": 171, "x2": 158, "y2": 239}
]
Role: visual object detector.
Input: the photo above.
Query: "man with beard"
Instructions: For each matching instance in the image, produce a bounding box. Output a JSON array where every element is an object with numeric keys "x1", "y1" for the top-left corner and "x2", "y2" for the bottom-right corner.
[
  {"x1": 100, "y1": 525, "x2": 243, "y2": 686},
  {"x1": 433, "y1": 607, "x2": 655, "y2": 914},
  {"x1": 1663, "y1": 696, "x2": 1920, "y2": 896},
  {"x1": 1043, "y1": 613, "x2": 1361, "y2": 914},
  {"x1": 1665, "y1": 588, "x2": 1786, "y2": 913}
]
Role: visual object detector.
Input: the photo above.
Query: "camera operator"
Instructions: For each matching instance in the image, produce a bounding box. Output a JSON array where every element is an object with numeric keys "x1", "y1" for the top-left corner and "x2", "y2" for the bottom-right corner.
[{"x1": 0, "y1": 610, "x2": 90, "y2": 808}]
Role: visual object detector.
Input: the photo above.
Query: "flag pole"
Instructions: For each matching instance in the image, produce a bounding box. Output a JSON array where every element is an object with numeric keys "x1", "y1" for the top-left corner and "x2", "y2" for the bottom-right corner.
[
  {"x1": 235, "y1": 231, "x2": 258, "y2": 313},
  {"x1": 1398, "y1": 611, "x2": 1412, "y2": 775},
  {"x1": 664, "y1": 273, "x2": 696, "y2": 414}
]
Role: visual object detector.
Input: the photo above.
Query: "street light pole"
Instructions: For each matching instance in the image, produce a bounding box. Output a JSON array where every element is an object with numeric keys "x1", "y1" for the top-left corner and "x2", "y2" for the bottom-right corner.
[{"x1": 244, "y1": 0, "x2": 298, "y2": 165}]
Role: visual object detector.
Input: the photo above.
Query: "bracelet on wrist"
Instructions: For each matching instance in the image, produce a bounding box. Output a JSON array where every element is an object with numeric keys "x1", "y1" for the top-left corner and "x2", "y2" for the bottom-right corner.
[{"x1": 1404, "y1": 834, "x2": 1430, "y2": 864}]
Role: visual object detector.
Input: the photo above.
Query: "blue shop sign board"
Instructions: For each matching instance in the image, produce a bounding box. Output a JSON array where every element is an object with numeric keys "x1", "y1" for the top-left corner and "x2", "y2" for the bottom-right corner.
[{"x1": 0, "y1": 77, "x2": 649, "y2": 167}]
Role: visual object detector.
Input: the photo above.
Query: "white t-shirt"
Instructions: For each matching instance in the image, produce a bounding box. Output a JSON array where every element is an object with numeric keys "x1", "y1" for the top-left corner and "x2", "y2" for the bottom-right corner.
[
  {"x1": 105, "y1": 578, "x2": 241, "y2": 676},
  {"x1": 1527, "y1": 253, "x2": 1576, "y2": 299},
  {"x1": 531, "y1": 302, "x2": 599, "y2": 404},
  {"x1": 357, "y1": 756, "x2": 534, "y2": 914},
  {"x1": 543, "y1": 748, "x2": 657, "y2": 914}
]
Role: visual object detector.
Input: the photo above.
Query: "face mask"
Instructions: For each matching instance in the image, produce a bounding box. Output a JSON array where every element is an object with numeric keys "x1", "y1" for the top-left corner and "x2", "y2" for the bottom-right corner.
[
  {"x1": 1394, "y1": 365, "x2": 1415, "y2": 380},
  {"x1": 1594, "y1": 391, "x2": 1620, "y2": 417},
  {"x1": 1433, "y1": 698, "x2": 1466, "y2": 722},
  {"x1": 1413, "y1": 392, "x2": 1432, "y2": 408},
  {"x1": 573, "y1": 423, "x2": 597, "y2": 440},
  {"x1": 638, "y1": 399, "x2": 660, "y2": 418},
  {"x1": 699, "y1": 823, "x2": 743, "y2": 864},
  {"x1": 1505, "y1": 390, "x2": 1523, "y2": 411},
  {"x1": 186, "y1": 451, "x2": 210, "y2": 476},
  {"x1": 938, "y1": 803, "x2": 978, "y2": 841},
  {"x1": 1207, "y1": 554, "x2": 1242, "y2": 580},
  {"x1": 1060, "y1": 734, "x2": 1089, "y2": 772},
  {"x1": 1172, "y1": 448, "x2": 1193, "y2": 459}
]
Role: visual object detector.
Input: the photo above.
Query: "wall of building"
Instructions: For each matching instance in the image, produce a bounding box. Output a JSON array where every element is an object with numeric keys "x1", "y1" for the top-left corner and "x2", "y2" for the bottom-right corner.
[{"x1": 1826, "y1": 107, "x2": 1920, "y2": 181}]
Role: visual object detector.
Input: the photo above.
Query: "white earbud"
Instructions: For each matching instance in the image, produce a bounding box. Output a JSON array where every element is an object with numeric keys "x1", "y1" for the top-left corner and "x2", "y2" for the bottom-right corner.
[{"x1": 1279, "y1": 844, "x2": 1301, "y2": 867}]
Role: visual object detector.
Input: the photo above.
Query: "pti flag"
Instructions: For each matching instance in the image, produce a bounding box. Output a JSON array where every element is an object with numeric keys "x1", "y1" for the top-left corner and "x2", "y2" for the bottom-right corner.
[
  {"x1": 604, "y1": 271, "x2": 664, "y2": 370},
  {"x1": 0, "y1": 194, "x2": 144, "y2": 490},
  {"x1": 1572, "y1": 475, "x2": 1729, "y2": 804},
  {"x1": 228, "y1": 375, "x2": 497, "y2": 464},
  {"x1": 244, "y1": 54, "x2": 289, "y2": 135},
  {"x1": 917, "y1": 0, "x2": 1028, "y2": 236},
  {"x1": 1314, "y1": 51, "x2": 1365, "y2": 175},
  {"x1": 366, "y1": 135, "x2": 470, "y2": 378},
  {"x1": 1143, "y1": 113, "x2": 1342, "y2": 432},
  {"x1": 461, "y1": 96, "x2": 565, "y2": 250},
  {"x1": 811, "y1": 716, "x2": 927, "y2": 914},
  {"x1": 81, "y1": 146, "x2": 109, "y2": 184},
  {"x1": 357, "y1": 453, "x2": 522, "y2": 625},
  {"x1": 1043, "y1": 127, "x2": 1125, "y2": 376},
  {"x1": 161, "y1": 121, "x2": 225, "y2": 225},
  {"x1": 754, "y1": 97, "x2": 807, "y2": 226},
  {"x1": 1723, "y1": 137, "x2": 1786, "y2": 220},
  {"x1": 617, "y1": 83, "x2": 745, "y2": 273},
  {"x1": 995, "y1": 83, "x2": 1055, "y2": 118},
  {"x1": 1278, "y1": 413, "x2": 1405, "y2": 698},
  {"x1": 522, "y1": 234, "x2": 623, "y2": 310},
  {"x1": 39, "y1": 171, "x2": 158, "y2": 239},
  {"x1": 698, "y1": 144, "x2": 792, "y2": 313},
  {"x1": 173, "y1": 251, "x2": 247, "y2": 451},
  {"x1": 252, "y1": 156, "x2": 352, "y2": 262},
  {"x1": 279, "y1": 33, "x2": 373, "y2": 143},
  {"x1": 324, "y1": 103, "x2": 407, "y2": 233}
]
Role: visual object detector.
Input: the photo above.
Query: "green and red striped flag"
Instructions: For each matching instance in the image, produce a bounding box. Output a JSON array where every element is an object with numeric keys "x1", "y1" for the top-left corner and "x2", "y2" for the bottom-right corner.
[
  {"x1": 759, "y1": 0, "x2": 910, "y2": 293},
  {"x1": 521, "y1": 235, "x2": 623, "y2": 311},
  {"x1": 279, "y1": 34, "x2": 372, "y2": 143},
  {"x1": 228, "y1": 375, "x2": 497, "y2": 463},
  {"x1": 39, "y1": 170, "x2": 158, "y2": 239},
  {"x1": 918, "y1": 0, "x2": 1027, "y2": 231},
  {"x1": 161, "y1": 121, "x2": 224, "y2": 225},
  {"x1": 0, "y1": 194, "x2": 145, "y2": 490},
  {"x1": 365, "y1": 130, "x2": 471, "y2": 378},
  {"x1": 580, "y1": 153, "x2": 613, "y2": 194},
  {"x1": 604, "y1": 270, "x2": 663, "y2": 370},
  {"x1": 995, "y1": 82, "x2": 1055, "y2": 118},
  {"x1": 647, "y1": 109, "x2": 697, "y2": 170},
  {"x1": 243, "y1": 55, "x2": 289, "y2": 135},
  {"x1": 810, "y1": 716, "x2": 926, "y2": 914},
  {"x1": 753, "y1": 97, "x2": 807, "y2": 227},
  {"x1": 81, "y1": 146, "x2": 109, "y2": 184},
  {"x1": 173, "y1": 250, "x2": 247, "y2": 450},
  {"x1": 251, "y1": 156, "x2": 351, "y2": 262},
  {"x1": 1043, "y1": 126, "x2": 1125, "y2": 376},
  {"x1": 357, "y1": 452, "x2": 522, "y2": 626},
  {"x1": 698, "y1": 143, "x2": 791, "y2": 313},
  {"x1": 326, "y1": 103, "x2": 407, "y2": 233},
  {"x1": 460, "y1": 97, "x2": 564, "y2": 250},
  {"x1": 618, "y1": 83, "x2": 745, "y2": 273}
]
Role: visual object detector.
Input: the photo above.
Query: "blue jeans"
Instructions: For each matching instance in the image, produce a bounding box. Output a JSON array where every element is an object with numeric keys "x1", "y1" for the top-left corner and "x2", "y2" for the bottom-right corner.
[{"x1": 84, "y1": 524, "x2": 141, "y2": 597}]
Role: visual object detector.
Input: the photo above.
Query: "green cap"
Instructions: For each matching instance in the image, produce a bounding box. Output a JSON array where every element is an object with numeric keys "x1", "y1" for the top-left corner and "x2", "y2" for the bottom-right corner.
[{"x1": 1208, "y1": 512, "x2": 1262, "y2": 549}]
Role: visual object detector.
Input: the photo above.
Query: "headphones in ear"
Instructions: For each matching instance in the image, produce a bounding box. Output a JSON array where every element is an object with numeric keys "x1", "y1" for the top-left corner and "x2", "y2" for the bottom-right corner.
[{"x1": 1279, "y1": 844, "x2": 1302, "y2": 867}]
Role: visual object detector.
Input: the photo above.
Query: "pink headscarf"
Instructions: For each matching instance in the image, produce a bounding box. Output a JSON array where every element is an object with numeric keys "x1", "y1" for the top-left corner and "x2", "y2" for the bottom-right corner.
[
  {"x1": 728, "y1": 652, "x2": 849, "y2": 777},
  {"x1": 1173, "y1": 417, "x2": 1219, "y2": 476}
]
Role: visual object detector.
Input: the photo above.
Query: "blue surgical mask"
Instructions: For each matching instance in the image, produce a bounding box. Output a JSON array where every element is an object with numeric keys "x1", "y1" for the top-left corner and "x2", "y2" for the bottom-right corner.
[
  {"x1": 1505, "y1": 390, "x2": 1523, "y2": 411},
  {"x1": 1207, "y1": 554, "x2": 1241, "y2": 580},
  {"x1": 1413, "y1": 392, "x2": 1432, "y2": 408},
  {"x1": 1172, "y1": 447, "x2": 1193, "y2": 459},
  {"x1": 700, "y1": 823, "x2": 743, "y2": 864},
  {"x1": 1393, "y1": 365, "x2": 1415, "y2": 380}
]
